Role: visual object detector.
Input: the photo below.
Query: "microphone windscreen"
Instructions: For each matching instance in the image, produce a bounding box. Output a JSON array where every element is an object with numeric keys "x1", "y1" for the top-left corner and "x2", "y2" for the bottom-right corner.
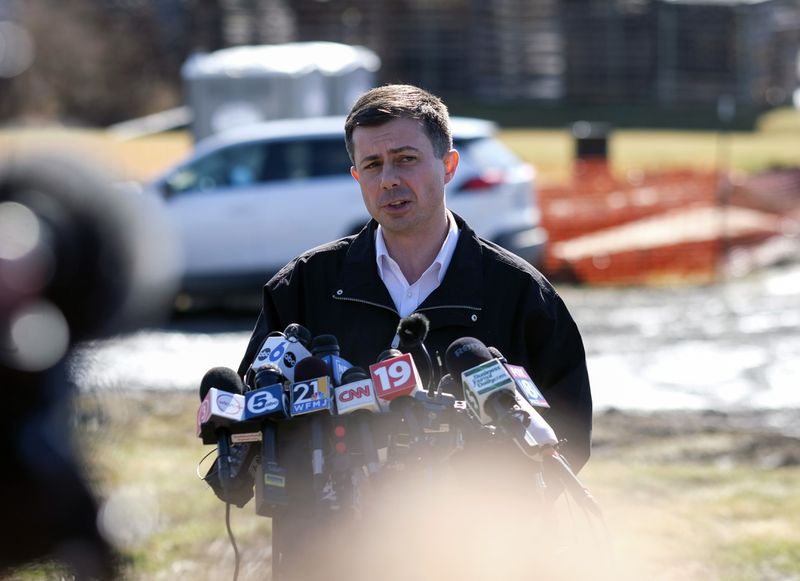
[
  {"x1": 341, "y1": 366, "x2": 369, "y2": 383},
  {"x1": 293, "y1": 356, "x2": 330, "y2": 382},
  {"x1": 254, "y1": 363, "x2": 286, "y2": 388},
  {"x1": 310, "y1": 334, "x2": 339, "y2": 357},
  {"x1": 378, "y1": 348, "x2": 403, "y2": 362},
  {"x1": 284, "y1": 323, "x2": 311, "y2": 347},
  {"x1": 199, "y1": 366, "x2": 244, "y2": 401},
  {"x1": 444, "y1": 337, "x2": 493, "y2": 378},
  {"x1": 396, "y1": 313, "x2": 430, "y2": 348}
]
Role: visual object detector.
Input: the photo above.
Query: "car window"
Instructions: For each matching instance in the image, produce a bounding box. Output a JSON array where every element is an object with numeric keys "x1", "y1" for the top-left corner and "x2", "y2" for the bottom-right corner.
[
  {"x1": 284, "y1": 138, "x2": 353, "y2": 179},
  {"x1": 454, "y1": 137, "x2": 520, "y2": 171},
  {"x1": 165, "y1": 138, "x2": 352, "y2": 195},
  {"x1": 166, "y1": 142, "x2": 276, "y2": 194}
]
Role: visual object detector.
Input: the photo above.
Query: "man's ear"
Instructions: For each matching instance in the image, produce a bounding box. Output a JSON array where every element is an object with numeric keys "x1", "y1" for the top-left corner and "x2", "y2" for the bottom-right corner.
[
  {"x1": 350, "y1": 166, "x2": 360, "y2": 182},
  {"x1": 443, "y1": 149, "x2": 459, "y2": 185}
]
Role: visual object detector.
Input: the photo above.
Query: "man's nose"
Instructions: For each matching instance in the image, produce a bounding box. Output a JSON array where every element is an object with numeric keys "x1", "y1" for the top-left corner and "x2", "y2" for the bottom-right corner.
[{"x1": 380, "y1": 163, "x2": 400, "y2": 190}]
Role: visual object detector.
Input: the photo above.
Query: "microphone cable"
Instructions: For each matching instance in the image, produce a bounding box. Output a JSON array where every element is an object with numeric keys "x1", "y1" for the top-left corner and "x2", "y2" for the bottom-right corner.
[
  {"x1": 195, "y1": 450, "x2": 242, "y2": 581},
  {"x1": 196, "y1": 448, "x2": 219, "y2": 480},
  {"x1": 225, "y1": 502, "x2": 241, "y2": 581}
]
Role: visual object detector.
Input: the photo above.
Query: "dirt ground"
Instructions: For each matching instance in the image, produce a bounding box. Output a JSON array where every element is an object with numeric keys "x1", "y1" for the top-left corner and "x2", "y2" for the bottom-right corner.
[{"x1": 593, "y1": 406, "x2": 800, "y2": 469}]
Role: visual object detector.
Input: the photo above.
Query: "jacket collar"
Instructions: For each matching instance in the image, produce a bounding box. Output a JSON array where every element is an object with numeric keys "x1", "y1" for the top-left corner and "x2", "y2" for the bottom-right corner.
[{"x1": 334, "y1": 212, "x2": 484, "y2": 313}]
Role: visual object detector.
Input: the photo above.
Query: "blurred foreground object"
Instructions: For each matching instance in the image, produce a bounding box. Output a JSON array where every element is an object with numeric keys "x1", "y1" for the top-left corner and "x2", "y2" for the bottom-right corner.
[
  {"x1": 0, "y1": 152, "x2": 180, "y2": 577},
  {"x1": 0, "y1": 20, "x2": 35, "y2": 79}
]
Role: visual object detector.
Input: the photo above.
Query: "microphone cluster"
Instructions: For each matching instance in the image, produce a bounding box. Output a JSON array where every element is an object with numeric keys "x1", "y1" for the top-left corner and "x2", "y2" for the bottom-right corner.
[{"x1": 197, "y1": 316, "x2": 600, "y2": 518}]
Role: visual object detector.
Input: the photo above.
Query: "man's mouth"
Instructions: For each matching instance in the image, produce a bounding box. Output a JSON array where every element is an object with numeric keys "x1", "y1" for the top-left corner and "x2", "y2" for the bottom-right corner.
[{"x1": 385, "y1": 200, "x2": 409, "y2": 209}]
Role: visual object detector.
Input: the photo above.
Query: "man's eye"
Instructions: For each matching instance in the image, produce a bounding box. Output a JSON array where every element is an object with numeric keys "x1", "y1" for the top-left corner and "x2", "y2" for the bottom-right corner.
[{"x1": 400, "y1": 156, "x2": 416, "y2": 163}]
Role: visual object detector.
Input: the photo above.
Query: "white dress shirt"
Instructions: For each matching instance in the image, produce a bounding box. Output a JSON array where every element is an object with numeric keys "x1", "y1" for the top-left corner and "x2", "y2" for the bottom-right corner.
[{"x1": 375, "y1": 211, "x2": 460, "y2": 317}]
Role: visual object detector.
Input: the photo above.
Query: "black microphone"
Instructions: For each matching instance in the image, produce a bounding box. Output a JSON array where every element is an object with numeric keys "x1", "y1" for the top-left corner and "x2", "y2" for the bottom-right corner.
[
  {"x1": 445, "y1": 337, "x2": 535, "y2": 447},
  {"x1": 311, "y1": 334, "x2": 353, "y2": 386},
  {"x1": 197, "y1": 367, "x2": 245, "y2": 492},
  {"x1": 336, "y1": 366, "x2": 381, "y2": 475},
  {"x1": 292, "y1": 356, "x2": 334, "y2": 499},
  {"x1": 370, "y1": 348, "x2": 425, "y2": 448},
  {"x1": 445, "y1": 337, "x2": 558, "y2": 446},
  {"x1": 444, "y1": 337, "x2": 494, "y2": 377},
  {"x1": 199, "y1": 366, "x2": 243, "y2": 402},
  {"x1": 395, "y1": 312, "x2": 430, "y2": 348},
  {"x1": 447, "y1": 340, "x2": 600, "y2": 516},
  {"x1": 377, "y1": 348, "x2": 402, "y2": 362},
  {"x1": 254, "y1": 363, "x2": 287, "y2": 391},
  {"x1": 249, "y1": 363, "x2": 290, "y2": 464},
  {"x1": 284, "y1": 323, "x2": 312, "y2": 347},
  {"x1": 394, "y1": 313, "x2": 435, "y2": 394},
  {"x1": 310, "y1": 334, "x2": 338, "y2": 356},
  {"x1": 246, "y1": 363, "x2": 291, "y2": 515},
  {"x1": 485, "y1": 351, "x2": 598, "y2": 515}
]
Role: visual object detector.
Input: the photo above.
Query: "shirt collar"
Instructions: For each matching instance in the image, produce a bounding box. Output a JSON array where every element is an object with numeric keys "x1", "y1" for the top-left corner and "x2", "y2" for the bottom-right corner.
[
  {"x1": 333, "y1": 211, "x2": 484, "y2": 315},
  {"x1": 375, "y1": 210, "x2": 460, "y2": 284}
]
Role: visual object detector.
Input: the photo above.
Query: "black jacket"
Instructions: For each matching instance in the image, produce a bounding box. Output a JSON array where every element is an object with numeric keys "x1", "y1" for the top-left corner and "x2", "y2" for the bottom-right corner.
[{"x1": 239, "y1": 213, "x2": 592, "y2": 470}]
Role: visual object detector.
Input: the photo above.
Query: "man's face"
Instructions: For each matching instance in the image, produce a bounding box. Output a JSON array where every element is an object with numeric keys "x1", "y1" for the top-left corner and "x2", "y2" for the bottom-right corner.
[{"x1": 350, "y1": 117, "x2": 458, "y2": 239}]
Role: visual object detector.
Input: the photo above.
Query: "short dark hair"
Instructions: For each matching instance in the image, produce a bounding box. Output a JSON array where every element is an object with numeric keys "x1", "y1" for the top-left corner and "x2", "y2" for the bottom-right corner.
[{"x1": 344, "y1": 84, "x2": 453, "y2": 163}]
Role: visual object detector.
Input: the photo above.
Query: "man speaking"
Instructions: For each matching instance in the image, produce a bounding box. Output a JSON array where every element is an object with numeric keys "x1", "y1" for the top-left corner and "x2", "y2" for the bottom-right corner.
[{"x1": 237, "y1": 84, "x2": 592, "y2": 577}]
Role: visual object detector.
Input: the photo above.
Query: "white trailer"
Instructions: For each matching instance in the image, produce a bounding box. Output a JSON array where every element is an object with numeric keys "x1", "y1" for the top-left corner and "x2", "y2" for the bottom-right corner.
[{"x1": 181, "y1": 42, "x2": 380, "y2": 142}]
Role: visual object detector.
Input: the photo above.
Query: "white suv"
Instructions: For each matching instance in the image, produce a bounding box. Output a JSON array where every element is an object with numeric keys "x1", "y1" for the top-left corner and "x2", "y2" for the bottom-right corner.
[{"x1": 150, "y1": 116, "x2": 546, "y2": 299}]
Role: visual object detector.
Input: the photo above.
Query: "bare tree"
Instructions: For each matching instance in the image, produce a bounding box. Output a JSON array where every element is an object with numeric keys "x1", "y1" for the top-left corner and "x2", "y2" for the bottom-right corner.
[
  {"x1": 1, "y1": 0, "x2": 180, "y2": 125},
  {"x1": 190, "y1": 0, "x2": 225, "y2": 52}
]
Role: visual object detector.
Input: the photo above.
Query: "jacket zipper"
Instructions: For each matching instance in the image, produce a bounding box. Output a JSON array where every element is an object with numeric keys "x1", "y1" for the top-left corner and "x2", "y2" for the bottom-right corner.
[
  {"x1": 418, "y1": 304, "x2": 482, "y2": 312},
  {"x1": 335, "y1": 295, "x2": 481, "y2": 350},
  {"x1": 332, "y1": 294, "x2": 399, "y2": 315},
  {"x1": 333, "y1": 295, "x2": 482, "y2": 315}
]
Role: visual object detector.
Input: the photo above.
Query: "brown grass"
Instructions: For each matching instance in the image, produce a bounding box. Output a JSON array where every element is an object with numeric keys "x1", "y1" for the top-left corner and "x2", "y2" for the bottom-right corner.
[{"x1": 2, "y1": 106, "x2": 799, "y2": 188}]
